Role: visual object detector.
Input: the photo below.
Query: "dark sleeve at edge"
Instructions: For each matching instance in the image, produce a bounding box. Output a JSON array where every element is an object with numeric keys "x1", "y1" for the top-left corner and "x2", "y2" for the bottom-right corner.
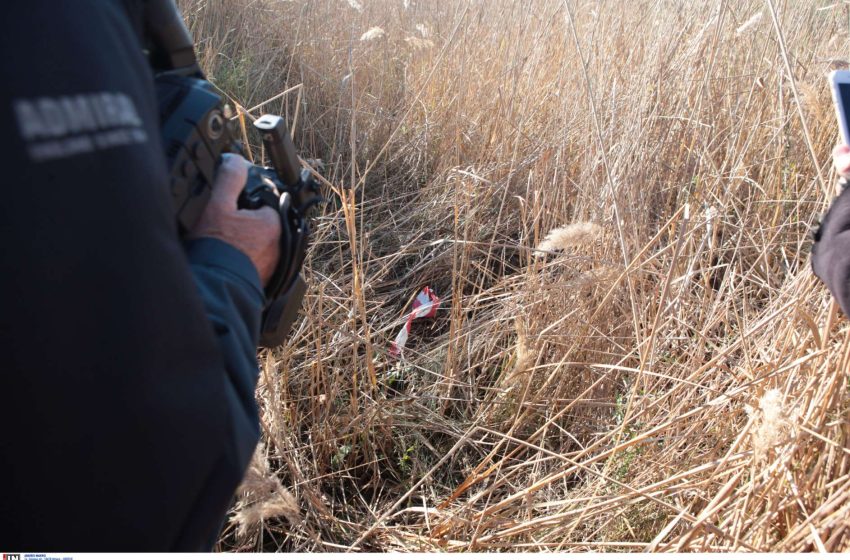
[
  {"x1": 184, "y1": 237, "x2": 265, "y2": 469},
  {"x1": 812, "y1": 185, "x2": 850, "y2": 316}
]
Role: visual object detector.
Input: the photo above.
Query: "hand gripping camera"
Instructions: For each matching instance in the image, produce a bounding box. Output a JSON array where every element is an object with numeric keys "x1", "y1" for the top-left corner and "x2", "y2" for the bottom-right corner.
[{"x1": 145, "y1": 0, "x2": 321, "y2": 348}]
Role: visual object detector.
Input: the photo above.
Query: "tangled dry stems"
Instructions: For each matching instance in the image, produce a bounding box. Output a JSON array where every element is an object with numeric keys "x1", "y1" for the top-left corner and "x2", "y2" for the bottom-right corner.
[{"x1": 180, "y1": 0, "x2": 850, "y2": 551}]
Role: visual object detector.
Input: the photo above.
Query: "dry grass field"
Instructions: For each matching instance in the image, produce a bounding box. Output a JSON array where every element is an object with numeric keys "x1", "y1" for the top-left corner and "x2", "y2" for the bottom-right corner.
[{"x1": 180, "y1": 0, "x2": 850, "y2": 551}]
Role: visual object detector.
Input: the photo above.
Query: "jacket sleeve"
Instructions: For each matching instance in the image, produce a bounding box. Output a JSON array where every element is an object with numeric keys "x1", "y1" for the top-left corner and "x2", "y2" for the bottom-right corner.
[
  {"x1": 812, "y1": 182, "x2": 850, "y2": 316},
  {"x1": 185, "y1": 237, "x2": 265, "y2": 469}
]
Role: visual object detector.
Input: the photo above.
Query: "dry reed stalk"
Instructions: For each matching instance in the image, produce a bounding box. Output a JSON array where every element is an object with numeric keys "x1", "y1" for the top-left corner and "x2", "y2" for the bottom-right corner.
[{"x1": 176, "y1": 0, "x2": 850, "y2": 551}]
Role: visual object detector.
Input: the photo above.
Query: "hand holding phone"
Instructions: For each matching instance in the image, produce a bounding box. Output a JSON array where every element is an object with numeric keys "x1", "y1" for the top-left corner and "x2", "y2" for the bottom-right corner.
[{"x1": 834, "y1": 145, "x2": 850, "y2": 178}]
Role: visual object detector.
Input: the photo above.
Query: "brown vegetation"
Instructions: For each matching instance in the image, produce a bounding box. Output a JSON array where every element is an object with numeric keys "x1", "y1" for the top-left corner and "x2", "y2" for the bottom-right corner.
[{"x1": 180, "y1": 0, "x2": 850, "y2": 551}]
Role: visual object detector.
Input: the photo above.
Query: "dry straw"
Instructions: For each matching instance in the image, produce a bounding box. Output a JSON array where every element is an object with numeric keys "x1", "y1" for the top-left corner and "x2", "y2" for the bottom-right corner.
[
  {"x1": 746, "y1": 389, "x2": 798, "y2": 466},
  {"x1": 404, "y1": 36, "x2": 434, "y2": 50},
  {"x1": 535, "y1": 222, "x2": 602, "y2": 255},
  {"x1": 181, "y1": 0, "x2": 850, "y2": 551},
  {"x1": 230, "y1": 445, "x2": 301, "y2": 539},
  {"x1": 360, "y1": 27, "x2": 385, "y2": 41},
  {"x1": 736, "y1": 11, "x2": 763, "y2": 36}
]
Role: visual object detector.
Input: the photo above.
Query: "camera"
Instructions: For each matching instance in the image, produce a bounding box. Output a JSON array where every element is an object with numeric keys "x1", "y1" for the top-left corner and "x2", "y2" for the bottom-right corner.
[{"x1": 146, "y1": 0, "x2": 321, "y2": 348}]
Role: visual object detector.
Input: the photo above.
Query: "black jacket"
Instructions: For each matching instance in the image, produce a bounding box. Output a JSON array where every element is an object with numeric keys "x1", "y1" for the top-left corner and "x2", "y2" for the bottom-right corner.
[
  {"x1": 813, "y1": 181, "x2": 850, "y2": 316},
  {"x1": 0, "y1": 1, "x2": 263, "y2": 550}
]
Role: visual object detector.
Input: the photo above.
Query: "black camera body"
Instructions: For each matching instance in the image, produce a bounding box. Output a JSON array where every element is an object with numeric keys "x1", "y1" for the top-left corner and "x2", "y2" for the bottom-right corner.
[{"x1": 146, "y1": 1, "x2": 320, "y2": 348}]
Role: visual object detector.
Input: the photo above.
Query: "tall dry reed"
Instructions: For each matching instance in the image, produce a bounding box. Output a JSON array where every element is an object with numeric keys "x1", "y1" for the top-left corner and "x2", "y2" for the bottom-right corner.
[{"x1": 179, "y1": 0, "x2": 850, "y2": 551}]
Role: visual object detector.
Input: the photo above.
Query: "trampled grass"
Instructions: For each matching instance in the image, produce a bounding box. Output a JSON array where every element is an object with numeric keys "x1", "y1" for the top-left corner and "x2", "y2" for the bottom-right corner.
[{"x1": 180, "y1": 0, "x2": 850, "y2": 551}]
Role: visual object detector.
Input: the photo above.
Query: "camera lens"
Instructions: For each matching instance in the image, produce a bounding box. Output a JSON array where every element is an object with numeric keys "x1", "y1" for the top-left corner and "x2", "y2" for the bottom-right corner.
[{"x1": 207, "y1": 111, "x2": 225, "y2": 140}]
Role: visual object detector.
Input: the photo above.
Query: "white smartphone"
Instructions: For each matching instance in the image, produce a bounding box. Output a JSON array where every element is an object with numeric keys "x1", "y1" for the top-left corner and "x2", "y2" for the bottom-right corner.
[{"x1": 830, "y1": 70, "x2": 850, "y2": 145}]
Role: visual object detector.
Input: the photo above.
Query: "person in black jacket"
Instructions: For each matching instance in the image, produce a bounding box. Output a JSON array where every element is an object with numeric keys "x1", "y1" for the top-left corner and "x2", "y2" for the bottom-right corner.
[
  {"x1": 813, "y1": 144, "x2": 850, "y2": 314},
  {"x1": 0, "y1": 1, "x2": 279, "y2": 551}
]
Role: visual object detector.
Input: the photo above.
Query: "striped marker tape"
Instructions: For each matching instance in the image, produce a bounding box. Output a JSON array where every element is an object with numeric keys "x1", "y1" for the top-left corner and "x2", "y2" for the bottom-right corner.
[{"x1": 389, "y1": 286, "x2": 440, "y2": 358}]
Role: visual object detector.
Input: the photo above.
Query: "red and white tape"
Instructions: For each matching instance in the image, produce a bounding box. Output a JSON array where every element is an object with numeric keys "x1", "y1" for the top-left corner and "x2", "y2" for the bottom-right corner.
[{"x1": 389, "y1": 286, "x2": 440, "y2": 358}]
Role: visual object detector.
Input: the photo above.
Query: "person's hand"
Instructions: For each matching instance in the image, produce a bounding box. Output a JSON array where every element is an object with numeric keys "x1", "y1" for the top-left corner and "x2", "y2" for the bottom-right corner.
[
  {"x1": 189, "y1": 153, "x2": 281, "y2": 286},
  {"x1": 834, "y1": 145, "x2": 850, "y2": 194}
]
